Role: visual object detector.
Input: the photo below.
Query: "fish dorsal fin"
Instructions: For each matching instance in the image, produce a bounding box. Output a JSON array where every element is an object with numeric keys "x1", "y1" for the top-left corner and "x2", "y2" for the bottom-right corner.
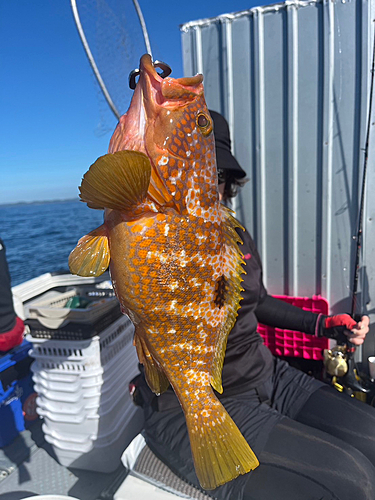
[
  {"x1": 210, "y1": 206, "x2": 245, "y2": 394},
  {"x1": 79, "y1": 150, "x2": 151, "y2": 212},
  {"x1": 69, "y1": 225, "x2": 110, "y2": 277},
  {"x1": 134, "y1": 333, "x2": 170, "y2": 395}
]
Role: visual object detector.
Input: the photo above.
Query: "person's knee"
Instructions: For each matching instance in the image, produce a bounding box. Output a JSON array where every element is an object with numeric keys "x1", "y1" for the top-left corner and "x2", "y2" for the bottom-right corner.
[
  {"x1": 250, "y1": 419, "x2": 375, "y2": 500},
  {"x1": 340, "y1": 446, "x2": 375, "y2": 500},
  {"x1": 237, "y1": 450, "x2": 375, "y2": 500}
]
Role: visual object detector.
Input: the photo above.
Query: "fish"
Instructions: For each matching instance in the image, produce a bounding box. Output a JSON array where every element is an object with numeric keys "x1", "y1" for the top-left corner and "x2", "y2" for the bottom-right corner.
[{"x1": 69, "y1": 54, "x2": 259, "y2": 490}]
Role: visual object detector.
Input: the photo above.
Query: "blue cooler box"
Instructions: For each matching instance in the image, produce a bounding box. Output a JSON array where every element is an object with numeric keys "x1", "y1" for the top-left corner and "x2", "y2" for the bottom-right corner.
[{"x1": 0, "y1": 339, "x2": 38, "y2": 448}]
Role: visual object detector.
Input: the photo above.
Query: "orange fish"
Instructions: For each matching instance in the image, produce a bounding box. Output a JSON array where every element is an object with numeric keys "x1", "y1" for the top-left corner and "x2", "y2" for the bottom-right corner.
[{"x1": 69, "y1": 54, "x2": 259, "y2": 489}]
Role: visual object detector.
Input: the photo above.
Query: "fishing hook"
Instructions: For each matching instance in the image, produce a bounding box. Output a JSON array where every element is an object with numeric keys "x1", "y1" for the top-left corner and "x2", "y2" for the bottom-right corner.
[{"x1": 129, "y1": 61, "x2": 172, "y2": 90}]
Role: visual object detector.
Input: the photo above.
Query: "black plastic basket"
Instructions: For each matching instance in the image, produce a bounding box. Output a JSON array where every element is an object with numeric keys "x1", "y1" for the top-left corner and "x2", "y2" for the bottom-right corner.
[{"x1": 25, "y1": 302, "x2": 123, "y2": 340}]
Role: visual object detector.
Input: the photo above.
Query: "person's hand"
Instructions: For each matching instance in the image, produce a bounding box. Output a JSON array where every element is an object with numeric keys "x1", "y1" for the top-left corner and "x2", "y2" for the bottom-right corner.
[
  {"x1": 321, "y1": 314, "x2": 370, "y2": 345},
  {"x1": 344, "y1": 315, "x2": 369, "y2": 345}
]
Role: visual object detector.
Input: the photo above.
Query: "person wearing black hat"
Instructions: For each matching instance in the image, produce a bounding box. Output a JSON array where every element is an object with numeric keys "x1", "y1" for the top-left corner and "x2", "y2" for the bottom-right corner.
[
  {"x1": 209, "y1": 110, "x2": 247, "y2": 202},
  {"x1": 133, "y1": 111, "x2": 375, "y2": 500}
]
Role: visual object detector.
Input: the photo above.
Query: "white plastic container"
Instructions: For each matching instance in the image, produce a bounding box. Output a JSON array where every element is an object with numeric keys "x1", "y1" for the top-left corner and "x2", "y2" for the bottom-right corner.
[
  {"x1": 32, "y1": 352, "x2": 130, "y2": 403},
  {"x1": 36, "y1": 395, "x2": 127, "y2": 430},
  {"x1": 23, "y1": 496, "x2": 80, "y2": 500},
  {"x1": 27, "y1": 315, "x2": 134, "y2": 372},
  {"x1": 35, "y1": 369, "x2": 131, "y2": 416},
  {"x1": 37, "y1": 384, "x2": 132, "y2": 438},
  {"x1": 30, "y1": 360, "x2": 104, "y2": 388},
  {"x1": 31, "y1": 341, "x2": 138, "y2": 407},
  {"x1": 27, "y1": 305, "x2": 143, "y2": 473},
  {"x1": 32, "y1": 374, "x2": 102, "y2": 397},
  {"x1": 42, "y1": 406, "x2": 144, "y2": 473},
  {"x1": 42, "y1": 400, "x2": 136, "y2": 447}
]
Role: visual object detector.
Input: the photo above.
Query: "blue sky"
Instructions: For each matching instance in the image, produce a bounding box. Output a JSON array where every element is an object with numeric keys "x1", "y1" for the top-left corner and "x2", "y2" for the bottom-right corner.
[{"x1": 0, "y1": 0, "x2": 268, "y2": 205}]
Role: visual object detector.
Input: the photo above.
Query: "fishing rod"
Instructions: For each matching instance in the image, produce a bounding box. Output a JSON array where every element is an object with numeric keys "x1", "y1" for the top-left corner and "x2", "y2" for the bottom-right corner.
[
  {"x1": 350, "y1": 28, "x2": 375, "y2": 322},
  {"x1": 331, "y1": 27, "x2": 375, "y2": 395}
]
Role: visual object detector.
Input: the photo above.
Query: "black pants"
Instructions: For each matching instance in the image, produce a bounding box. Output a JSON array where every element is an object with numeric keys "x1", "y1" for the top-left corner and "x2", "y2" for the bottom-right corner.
[
  {"x1": 142, "y1": 358, "x2": 375, "y2": 500},
  {"x1": 0, "y1": 238, "x2": 17, "y2": 333}
]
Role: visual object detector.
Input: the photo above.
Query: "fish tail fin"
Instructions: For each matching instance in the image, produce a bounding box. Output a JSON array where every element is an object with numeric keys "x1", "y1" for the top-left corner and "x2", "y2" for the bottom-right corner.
[{"x1": 185, "y1": 397, "x2": 259, "y2": 490}]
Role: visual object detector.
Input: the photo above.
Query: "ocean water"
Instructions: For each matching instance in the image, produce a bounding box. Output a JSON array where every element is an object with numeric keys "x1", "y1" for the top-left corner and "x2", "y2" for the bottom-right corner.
[{"x1": 0, "y1": 200, "x2": 104, "y2": 286}]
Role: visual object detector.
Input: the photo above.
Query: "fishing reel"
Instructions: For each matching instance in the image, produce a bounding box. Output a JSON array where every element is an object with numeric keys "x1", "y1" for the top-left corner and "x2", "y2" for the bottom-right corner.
[
  {"x1": 323, "y1": 345, "x2": 370, "y2": 395},
  {"x1": 323, "y1": 346, "x2": 348, "y2": 378}
]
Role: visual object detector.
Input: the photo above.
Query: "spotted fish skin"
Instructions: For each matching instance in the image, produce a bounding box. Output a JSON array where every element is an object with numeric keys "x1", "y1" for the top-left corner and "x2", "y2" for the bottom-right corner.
[
  {"x1": 106, "y1": 204, "x2": 241, "y2": 392},
  {"x1": 69, "y1": 54, "x2": 259, "y2": 490}
]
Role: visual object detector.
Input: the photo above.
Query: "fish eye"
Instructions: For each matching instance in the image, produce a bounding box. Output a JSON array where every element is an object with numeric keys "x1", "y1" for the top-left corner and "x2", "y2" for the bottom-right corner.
[{"x1": 196, "y1": 112, "x2": 213, "y2": 136}]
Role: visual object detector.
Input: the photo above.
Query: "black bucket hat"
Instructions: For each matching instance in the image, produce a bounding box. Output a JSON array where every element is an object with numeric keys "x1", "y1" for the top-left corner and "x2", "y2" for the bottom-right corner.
[{"x1": 209, "y1": 110, "x2": 247, "y2": 179}]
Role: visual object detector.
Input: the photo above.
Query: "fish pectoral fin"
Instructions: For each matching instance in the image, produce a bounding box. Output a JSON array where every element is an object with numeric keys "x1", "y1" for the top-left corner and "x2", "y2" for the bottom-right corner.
[
  {"x1": 186, "y1": 396, "x2": 259, "y2": 490},
  {"x1": 79, "y1": 150, "x2": 151, "y2": 212},
  {"x1": 134, "y1": 334, "x2": 169, "y2": 395},
  {"x1": 69, "y1": 225, "x2": 110, "y2": 277}
]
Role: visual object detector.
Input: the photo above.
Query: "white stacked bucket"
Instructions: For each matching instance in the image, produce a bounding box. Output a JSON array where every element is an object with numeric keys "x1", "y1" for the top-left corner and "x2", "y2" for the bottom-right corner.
[{"x1": 26, "y1": 291, "x2": 144, "y2": 473}]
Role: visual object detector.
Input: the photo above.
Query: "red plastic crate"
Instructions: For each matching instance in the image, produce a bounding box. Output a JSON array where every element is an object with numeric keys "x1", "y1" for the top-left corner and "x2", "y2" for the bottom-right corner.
[{"x1": 257, "y1": 295, "x2": 329, "y2": 360}]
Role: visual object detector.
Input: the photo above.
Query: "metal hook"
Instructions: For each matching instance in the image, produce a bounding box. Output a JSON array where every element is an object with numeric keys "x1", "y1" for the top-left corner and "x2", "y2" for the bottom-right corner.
[
  {"x1": 154, "y1": 60, "x2": 172, "y2": 79},
  {"x1": 129, "y1": 68, "x2": 140, "y2": 90},
  {"x1": 128, "y1": 61, "x2": 172, "y2": 91}
]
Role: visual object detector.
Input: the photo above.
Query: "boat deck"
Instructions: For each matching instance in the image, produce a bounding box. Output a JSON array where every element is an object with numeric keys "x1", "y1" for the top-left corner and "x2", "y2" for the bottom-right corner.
[
  {"x1": 0, "y1": 419, "x2": 128, "y2": 500},
  {"x1": 0, "y1": 419, "x2": 213, "y2": 500}
]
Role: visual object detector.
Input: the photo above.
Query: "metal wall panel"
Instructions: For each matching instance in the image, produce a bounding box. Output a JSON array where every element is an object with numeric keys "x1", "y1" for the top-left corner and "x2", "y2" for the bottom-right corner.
[{"x1": 181, "y1": 0, "x2": 375, "y2": 358}]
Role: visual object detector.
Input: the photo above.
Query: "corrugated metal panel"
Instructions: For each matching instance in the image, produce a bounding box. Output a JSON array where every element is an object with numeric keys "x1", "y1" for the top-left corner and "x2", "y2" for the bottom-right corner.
[{"x1": 181, "y1": 0, "x2": 375, "y2": 348}]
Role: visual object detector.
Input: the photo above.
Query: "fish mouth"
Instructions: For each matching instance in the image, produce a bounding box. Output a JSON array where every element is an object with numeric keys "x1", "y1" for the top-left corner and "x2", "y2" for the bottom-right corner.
[
  {"x1": 138, "y1": 54, "x2": 203, "y2": 107},
  {"x1": 108, "y1": 54, "x2": 203, "y2": 155}
]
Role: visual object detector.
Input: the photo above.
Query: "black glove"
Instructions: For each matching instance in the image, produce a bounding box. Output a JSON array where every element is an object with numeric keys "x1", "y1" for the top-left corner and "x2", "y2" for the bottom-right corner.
[{"x1": 318, "y1": 314, "x2": 357, "y2": 343}]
